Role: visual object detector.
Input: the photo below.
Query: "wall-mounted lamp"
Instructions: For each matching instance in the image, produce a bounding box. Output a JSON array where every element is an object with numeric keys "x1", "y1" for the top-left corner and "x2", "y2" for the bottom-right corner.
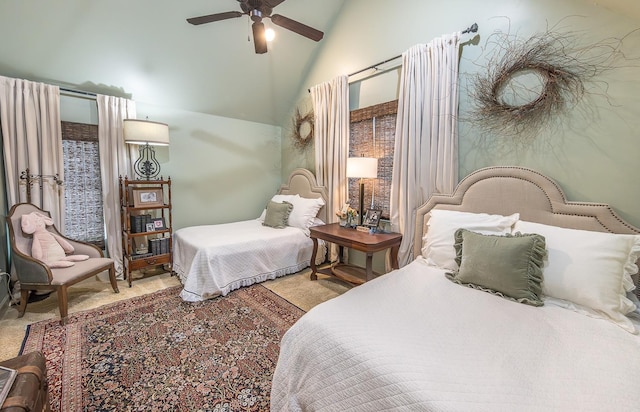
[
  {"x1": 123, "y1": 119, "x2": 170, "y2": 180},
  {"x1": 20, "y1": 168, "x2": 64, "y2": 204},
  {"x1": 346, "y1": 157, "x2": 378, "y2": 225}
]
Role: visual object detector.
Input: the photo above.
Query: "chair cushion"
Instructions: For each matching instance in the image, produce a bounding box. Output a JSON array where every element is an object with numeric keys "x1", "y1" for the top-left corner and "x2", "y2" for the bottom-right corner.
[{"x1": 50, "y1": 258, "x2": 114, "y2": 285}]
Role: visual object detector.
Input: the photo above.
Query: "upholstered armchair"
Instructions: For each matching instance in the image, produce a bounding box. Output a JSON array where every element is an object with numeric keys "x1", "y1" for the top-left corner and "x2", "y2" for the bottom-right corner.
[{"x1": 7, "y1": 203, "x2": 119, "y2": 324}]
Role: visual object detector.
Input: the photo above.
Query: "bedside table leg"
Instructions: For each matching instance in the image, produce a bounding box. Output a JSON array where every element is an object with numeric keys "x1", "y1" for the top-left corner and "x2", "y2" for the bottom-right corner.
[
  {"x1": 310, "y1": 238, "x2": 318, "y2": 280},
  {"x1": 365, "y1": 253, "x2": 374, "y2": 281},
  {"x1": 390, "y1": 245, "x2": 400, "y2": 269}
]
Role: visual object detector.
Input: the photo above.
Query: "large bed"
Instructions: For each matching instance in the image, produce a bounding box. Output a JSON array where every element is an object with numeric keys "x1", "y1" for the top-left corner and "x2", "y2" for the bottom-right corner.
[
  {"x1": 173, "y1": 168, "x2": 328, "y2": 301},
  {"x1": 270, "y1": 166, "x2": 640, "y2": 411}
]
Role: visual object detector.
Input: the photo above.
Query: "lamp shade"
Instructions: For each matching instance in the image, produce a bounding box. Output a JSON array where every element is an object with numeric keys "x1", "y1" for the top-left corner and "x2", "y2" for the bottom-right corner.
[
  {"x1": 346, "y1": 157, "x2": 378, "y2": 179},
  {"x1": 123, "y1": 119, "x2": 170, "y2": 146}
]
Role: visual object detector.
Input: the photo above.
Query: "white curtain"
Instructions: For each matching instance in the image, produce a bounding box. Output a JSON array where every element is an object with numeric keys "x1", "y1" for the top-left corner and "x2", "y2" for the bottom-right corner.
[
  {"x1": 0, "y1": 76, "x2": 64, "y2": 226},
  {"x1": 97, "y1": 95, "x2": 136, "y2": 278},
  {"x1": 390, "y1": 32, "x2": 461, "y2": 267},
  {"x1": 311, "y1": 75, "x2": 349, "y2": 261}
]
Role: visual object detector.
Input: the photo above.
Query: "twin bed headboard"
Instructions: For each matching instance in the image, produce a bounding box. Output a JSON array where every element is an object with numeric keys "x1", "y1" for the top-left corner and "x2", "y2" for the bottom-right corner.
[{"x1": 278, "y1": 168, "x2": 329, "y2": 223}]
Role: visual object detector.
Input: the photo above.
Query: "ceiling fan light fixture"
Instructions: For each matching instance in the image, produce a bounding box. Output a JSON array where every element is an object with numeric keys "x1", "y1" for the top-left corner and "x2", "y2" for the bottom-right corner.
[{"x1": 265, "y1": 27, "x2": 275, "y2": 42}]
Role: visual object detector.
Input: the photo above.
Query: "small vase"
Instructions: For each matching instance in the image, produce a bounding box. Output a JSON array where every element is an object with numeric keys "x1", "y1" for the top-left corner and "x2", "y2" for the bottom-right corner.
[{"x1": 339, "y1": 218, "x2": 347, "y2": 227}]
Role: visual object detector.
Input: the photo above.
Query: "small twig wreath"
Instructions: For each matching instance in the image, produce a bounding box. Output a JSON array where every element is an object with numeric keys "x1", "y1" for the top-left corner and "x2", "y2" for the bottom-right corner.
[
  {"x1": 469, "y1": 27, "x2": 628, "y2": 143},
  {"x1": 291, "y1": 108, "x2": 314, "y2": 150}
]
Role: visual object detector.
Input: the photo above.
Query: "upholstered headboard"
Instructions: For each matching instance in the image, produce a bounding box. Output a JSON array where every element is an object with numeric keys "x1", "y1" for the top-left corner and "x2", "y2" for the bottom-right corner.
[
  {"x1": 413, "y1": 166, "x2": 640, "y2": 289},
  {"x1": 278, "y1": 168, "x2": 328, "y2": 223}
]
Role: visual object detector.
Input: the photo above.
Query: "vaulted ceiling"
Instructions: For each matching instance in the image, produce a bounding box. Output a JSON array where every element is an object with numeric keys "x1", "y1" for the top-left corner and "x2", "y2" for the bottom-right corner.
[{"x1": 0, "y1": 0, "x2": 345, "y2": 126}]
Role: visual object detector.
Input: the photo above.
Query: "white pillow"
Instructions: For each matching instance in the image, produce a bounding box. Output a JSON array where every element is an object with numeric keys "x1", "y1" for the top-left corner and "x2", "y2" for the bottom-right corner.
[
  {"x1": 268, "y1": 194, "x2": 325, "y2": 234},
  {"x1": 287, "y1": 195, "x2": 325, "y2": 234},
  {"x1": 271, "y1": 194, "x2": 298, "y2": 206},
  {"x1": 513, "y1": 220, "x2": 640, "y2": 333},
  {"x1": 310, "y1": 217, "x2": 325, "y2": 227},
  {"x1": 422, "y1": 209, "x2": 520, "y2": 270}
]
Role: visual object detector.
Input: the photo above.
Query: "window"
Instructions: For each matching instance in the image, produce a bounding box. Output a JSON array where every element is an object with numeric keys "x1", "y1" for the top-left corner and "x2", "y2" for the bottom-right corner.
[
  {"x1": 61, "y1": 122, "x2": 105, "y2": 249},
  {"x1": 349, "y1": 100, "x2": 397, "y2": 220}
]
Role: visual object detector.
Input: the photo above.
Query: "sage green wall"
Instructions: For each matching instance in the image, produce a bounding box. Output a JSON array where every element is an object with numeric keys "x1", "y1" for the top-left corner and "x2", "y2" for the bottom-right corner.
[
  {"x1": 282, "y1": 0, "x2": 640, "y2": 229},
  {"x1": 137, "y1": 103, "x2": 282, "y2": 230},
  {"x1": 59, "y1": 97, "x2": 282, "y2": 231}
]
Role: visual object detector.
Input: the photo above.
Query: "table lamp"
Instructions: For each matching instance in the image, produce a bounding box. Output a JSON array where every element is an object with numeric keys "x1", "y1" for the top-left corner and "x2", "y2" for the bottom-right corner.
[
  {"x1": 123, "y1": 119, "x2": 170, "y2": 180},
  {"x1": 346, "y1": 157, "x2": 378, "y2": 225}
]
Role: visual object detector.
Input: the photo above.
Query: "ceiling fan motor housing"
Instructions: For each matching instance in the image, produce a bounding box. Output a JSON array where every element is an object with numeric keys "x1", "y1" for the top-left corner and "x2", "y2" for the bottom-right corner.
[
  {"x1": 250, "y1": 9, "x2": 263, "y2": 22},
  {"x1": 241, "y1": 0, "x2": 274, "y2": 17}
]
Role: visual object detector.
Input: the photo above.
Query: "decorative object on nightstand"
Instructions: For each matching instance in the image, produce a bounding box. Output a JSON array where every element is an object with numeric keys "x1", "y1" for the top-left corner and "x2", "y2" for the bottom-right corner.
[
  {"x1": 123, "y1": 118, "x2": 170, "y2": 180},
  {"x1": 363, "y1": 209, "x2": 381, "y2": 228},
  {"x1": 336, "y1": 203, "x2": 358, "y2": 228},
  {"x1": 347, "y1": 156, "x2": 378, "y2": 225},
  {"x1": 119, "y1": 176, "x2": 173, "y2": 287}
]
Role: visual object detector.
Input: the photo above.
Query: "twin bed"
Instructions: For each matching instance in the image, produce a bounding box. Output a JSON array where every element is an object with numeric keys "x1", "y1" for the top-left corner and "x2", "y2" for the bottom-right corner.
[
  {"x1": 270, "y1": 166, "x2": 640, "y2": 411},
  {"x1": 173, "y1": 168, "x2": 328, "y2": 301}
]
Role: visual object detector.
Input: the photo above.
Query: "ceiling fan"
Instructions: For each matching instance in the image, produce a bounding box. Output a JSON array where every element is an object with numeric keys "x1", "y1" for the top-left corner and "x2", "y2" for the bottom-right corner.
[{"x1": 187, "y1": 0, "x2": 324, "y2": 54}]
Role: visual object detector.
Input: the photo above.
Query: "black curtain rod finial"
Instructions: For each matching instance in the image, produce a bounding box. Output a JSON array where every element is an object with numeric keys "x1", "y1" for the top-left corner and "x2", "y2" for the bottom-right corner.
[{"x1": 462, "y1": 23, "x2": 478, "y2": 34}]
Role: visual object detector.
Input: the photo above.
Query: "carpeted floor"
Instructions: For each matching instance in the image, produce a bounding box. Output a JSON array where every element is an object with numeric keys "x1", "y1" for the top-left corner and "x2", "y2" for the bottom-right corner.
[{"x1": 20, "y1": 283, "x2": 308, "y2": 411}]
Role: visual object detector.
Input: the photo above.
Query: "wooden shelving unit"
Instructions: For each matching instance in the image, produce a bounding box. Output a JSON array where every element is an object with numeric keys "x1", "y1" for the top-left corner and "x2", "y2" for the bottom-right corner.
[{"x1": 119, "y1": 176, "x2": 172, "y2": 287}]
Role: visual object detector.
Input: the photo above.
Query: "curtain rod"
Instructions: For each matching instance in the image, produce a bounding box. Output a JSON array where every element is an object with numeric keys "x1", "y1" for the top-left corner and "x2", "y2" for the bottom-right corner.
[
  {"x1": 60, "y1": 87, "x2": 97, "y2": 100},
  {"x1": 307, "y1": 23, "x2": 478, "y2": 92},
  {"x1": 347, "y1": 23, "x2": 478, "y2": 78}
]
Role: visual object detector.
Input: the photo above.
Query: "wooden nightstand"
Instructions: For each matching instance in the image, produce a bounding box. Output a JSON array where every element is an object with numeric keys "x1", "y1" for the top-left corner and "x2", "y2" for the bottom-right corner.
[{"x1": 309, "y1": 223, "x2": 402, "y2": 285}]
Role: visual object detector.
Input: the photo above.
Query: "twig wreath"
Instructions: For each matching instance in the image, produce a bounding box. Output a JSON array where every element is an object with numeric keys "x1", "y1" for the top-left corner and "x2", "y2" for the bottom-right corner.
[
  {"x1": 291, "y1": 108, "x2": 314, "y2": 150},
  {"x1": 469, "y1": 26, "x2": 633, "y2": 144}
]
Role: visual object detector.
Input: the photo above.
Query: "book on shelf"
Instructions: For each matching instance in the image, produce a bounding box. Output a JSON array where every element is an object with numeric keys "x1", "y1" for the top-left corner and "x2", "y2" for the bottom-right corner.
[
  {"x1": 148, "y1": 238, "x2": 159, "y2": 255},
  {"x1": 147, "y1": 237, "x2": 170, "y2": 255},
  {"x1": 131, "y1": 252, "x2": 153, "y2": 260},
  {"x1": 129, "y1": 215, "x2": 139, "y2": 233},
  {"x1": 0, "y1": 365, "x2": 17, "y2": 406},
  {"x1": 160, "y1": 237, "x2": 169, "y2": 254},
  {"x1": 129, "y1": 214, "x2": 152, "y2": 233}
]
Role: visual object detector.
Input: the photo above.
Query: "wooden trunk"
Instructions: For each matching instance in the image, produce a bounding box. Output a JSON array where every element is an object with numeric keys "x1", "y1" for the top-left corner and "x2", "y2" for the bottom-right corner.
[{"x1": 0, "y1": 351, "x2": 49, "y2": 412}]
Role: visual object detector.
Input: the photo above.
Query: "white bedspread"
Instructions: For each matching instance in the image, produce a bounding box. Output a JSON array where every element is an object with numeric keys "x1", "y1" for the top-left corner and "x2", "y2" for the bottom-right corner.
[
  {"x1": 174, "y1": 219, "x2": 318, "y2": 301},
  {"x1": 271, "y1": 257, "x2": 640, "y2": 411}
]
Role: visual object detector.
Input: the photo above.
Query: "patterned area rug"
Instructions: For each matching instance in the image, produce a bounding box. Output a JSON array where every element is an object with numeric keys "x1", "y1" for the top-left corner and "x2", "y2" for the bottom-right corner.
[{"x1": 20, "y1": 284, "x2": 305, "y2": 411}]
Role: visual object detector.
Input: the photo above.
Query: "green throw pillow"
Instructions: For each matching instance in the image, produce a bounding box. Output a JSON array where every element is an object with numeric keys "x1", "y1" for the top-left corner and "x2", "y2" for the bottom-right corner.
[
  {"x1": 445, "y1": 228, "x2": 547, "y2": 306},
  {"x1": 262, "y1": 200, "x2": 293, "y2": 229}
]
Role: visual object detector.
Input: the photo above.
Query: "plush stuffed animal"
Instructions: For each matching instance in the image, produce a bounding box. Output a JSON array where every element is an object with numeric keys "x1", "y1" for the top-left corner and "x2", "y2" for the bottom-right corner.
[{"x1": 21, "y1": 211, "x2": 90, "y2": 268}]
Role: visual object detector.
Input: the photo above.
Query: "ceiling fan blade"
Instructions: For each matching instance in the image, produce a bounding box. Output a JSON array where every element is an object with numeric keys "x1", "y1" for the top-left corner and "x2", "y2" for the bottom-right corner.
[
  {"x1": 270, "y1": 14, "x2": 324, "y2": 42},
  {"x1": 263, "y1": 0, "x2": 286, "y2": 7},
  {"x1": 187, "y1": 11, "x2": 244, "y2": 25},
  {"x1": 252, "y1": 21, "x2": 268, "y2": 54}
]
